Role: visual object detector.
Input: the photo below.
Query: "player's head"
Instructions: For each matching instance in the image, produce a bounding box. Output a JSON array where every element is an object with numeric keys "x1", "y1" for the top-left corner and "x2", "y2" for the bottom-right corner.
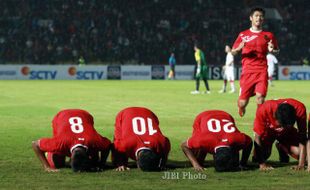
[
  {"x1": 71, "y1": 146, "x2": 91, "y2": 172},
  {"x1": 250, "y1": 7, "x2": 265, "y2": 17},
  {"x1": 194, "y1": 42, "x2": 200, "y2": 51},
  {"x1": 225, "y1": 45, "x2": 231, "y2": 52},
  {"x1": 214, "y1": 147, "x2": 239, "y2": 172},
  {"x1": 275, "y1": 103, "x2": 296, "y2": 128},
  {"x1": 249, "y1": 7, "x2": 265, "y2": 27},
  {"x1": 137, "y1": 149, "x2": 161, "y2": 171}
]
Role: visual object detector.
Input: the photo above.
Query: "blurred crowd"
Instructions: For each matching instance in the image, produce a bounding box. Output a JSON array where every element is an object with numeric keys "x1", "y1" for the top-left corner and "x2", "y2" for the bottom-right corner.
[{"x1": 0, "y1": 0, "x2": 309, "y2": 65}]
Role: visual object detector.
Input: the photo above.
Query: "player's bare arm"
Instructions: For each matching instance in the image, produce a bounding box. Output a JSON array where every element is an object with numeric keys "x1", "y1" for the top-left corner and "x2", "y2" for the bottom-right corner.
[
  {"x1": 111, "y1": 146, "x2": 130, "y2": 171},
  {"x1": 254, "y1": 134, "x2": 274, "y2": 171},
  {"x1": 231, "y1": 39, "x2": 245, "y2": 56},
  {"x1": 181, "y1": 141, "x2": 204, "y2": 171},
  {"x1": 291, "y1": 143, "x2": 306, "y2": 171},
  {"x1": 307, "y1": 140, "x2": 310, "y2": 172},
  {"x1": 31, "y1": 140, "x2": 59, "y2": 172},
  {"x1": 240, "y1": 138, "x2": 253, "y2": 169},
  {"x1": 159, "y1": 153, "x2": 168, "y2": 170}
]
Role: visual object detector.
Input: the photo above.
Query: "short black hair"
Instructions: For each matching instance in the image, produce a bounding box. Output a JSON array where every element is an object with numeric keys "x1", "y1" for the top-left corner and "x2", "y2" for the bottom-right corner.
[
  {"x1": 250, "y1": 7, "x2": 265, "y2": 16},
  {"x1": 71, "y1": 147, "x2": 91, "y2": 172},
  {"x1": 214, "y1": 147, "x2": 239, "y2": 172},
  {"x1": 275, "y1": 103, "x2": 296, "y2": 127},
  {"x1": 137, "y1": 149, "x2": 161, "y2": 171},
  {"x1": 194, "y1": 41, "x2": 200, "y2": 49}
]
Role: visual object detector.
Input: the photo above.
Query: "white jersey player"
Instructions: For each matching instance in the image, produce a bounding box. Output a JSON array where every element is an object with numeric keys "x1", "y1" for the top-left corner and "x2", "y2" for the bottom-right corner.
[
  {"x1": 219, "y1": 45, "x2": 235, "y2": 93},
  {"x1": 267, "y1": 53, "x2": 278, "y2": 86}
]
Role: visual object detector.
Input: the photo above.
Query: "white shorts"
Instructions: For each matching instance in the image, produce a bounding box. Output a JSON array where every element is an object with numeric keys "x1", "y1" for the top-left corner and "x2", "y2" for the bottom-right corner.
[
  {"x1": 225, "y1": 66, "x2": 235, "y2": 81},
  {"x1": 268, "y1": 64, "x2": 274, "y2": 77}
]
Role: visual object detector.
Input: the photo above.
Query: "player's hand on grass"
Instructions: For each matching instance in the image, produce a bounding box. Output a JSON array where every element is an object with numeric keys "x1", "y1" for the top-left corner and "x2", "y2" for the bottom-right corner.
[
  {"x1": 259, "y1": 163, "x2": 274, "y2": 171},
  {"x1": 291, "y1": 165, "x2": 305, "y2": 171},
  {"x1": 44, "y1": 167, "x2": 59, "y2": 173},
  {"x1": 116, "y1": 166, "x2": 130, "y2": 171},
  {"x1": 193, "y1": 164, "x2": 205, "y2": 172}
]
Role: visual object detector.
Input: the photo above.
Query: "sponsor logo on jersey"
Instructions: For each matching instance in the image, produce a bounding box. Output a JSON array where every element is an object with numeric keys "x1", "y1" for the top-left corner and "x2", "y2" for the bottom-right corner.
[
  {"x1": 240, "y1": 34, "x2": 258, "y2": 42},
  {"x1": 241, "y1": 35, "x2": 258, "y2": 42}
]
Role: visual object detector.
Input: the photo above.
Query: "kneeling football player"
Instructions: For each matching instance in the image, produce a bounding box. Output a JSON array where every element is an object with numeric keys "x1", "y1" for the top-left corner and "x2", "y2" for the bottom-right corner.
[
  {"x1": 32, "y1": 109, "x2": 111, "y2": 172},
  {"x1": 253, "y1": 98, "x2": 308, "y2": 171},
  {"x1": 112, "y1": 107, "x2": 170, "y2": 171},
  {"x1": 181, "y1": 110, "x2": 252, "y2": 172}
]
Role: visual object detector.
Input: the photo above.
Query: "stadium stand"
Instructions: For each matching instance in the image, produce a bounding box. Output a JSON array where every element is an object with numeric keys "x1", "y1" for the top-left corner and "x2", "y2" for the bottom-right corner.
[{"x1": 0, "y1": 0, "x2": 309, "y2": 65}]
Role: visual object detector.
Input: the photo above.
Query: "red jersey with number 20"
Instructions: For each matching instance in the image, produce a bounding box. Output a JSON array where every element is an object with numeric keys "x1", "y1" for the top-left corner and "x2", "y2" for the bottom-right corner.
[
  {"x1": 114, "y1": 107, "x2": 170, "y2": 160},
  {"x1": 39, "y1": 109, "x2": 111, "y2": 157},
  {"x1": 187, "y1": 110, "x2": 251, "y2": 154},
  {"x1": 232, "y1": 29, "x2": 278, "y2": 74}
]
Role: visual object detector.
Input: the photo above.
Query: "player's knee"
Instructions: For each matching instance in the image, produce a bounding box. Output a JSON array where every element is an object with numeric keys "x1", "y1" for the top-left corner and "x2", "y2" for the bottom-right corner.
[
  {"x1": 256, "y1": 96, "x2": 265, "y2": 104},
  {"x1": 238, "y1": 100, "x2": 247, "y2": 108}
]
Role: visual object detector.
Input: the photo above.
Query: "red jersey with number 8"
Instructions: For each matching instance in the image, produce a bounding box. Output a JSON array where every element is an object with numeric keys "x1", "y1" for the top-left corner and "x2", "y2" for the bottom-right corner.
[
  {"x1": 113, "y1": 107, "x2": 170, "y2": 160},
  {"x1": 188, "y1": 110, "x2": 251, "y2": 154},
  {"x1": 39, "y1": 109, "x2": 111, "y2": 157}
]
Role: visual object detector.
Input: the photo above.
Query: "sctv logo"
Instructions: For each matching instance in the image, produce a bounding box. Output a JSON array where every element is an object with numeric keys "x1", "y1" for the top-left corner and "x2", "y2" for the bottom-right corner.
[
  {"x1": 68, "y1": 67, "x2": 104, "y2": 80},
  {"x1": 21, "y1": 66, "x2": 57, "y2": 79}
]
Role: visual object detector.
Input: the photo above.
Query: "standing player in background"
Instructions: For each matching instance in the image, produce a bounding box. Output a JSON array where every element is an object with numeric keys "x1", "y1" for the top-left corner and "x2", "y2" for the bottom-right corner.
[
  {"x1": 231, "y1": 7, "x2": 279, "y2": 117},
  {"x1": 32, "y1": 109, "x2": 111, "y2": 172},
  {"x1": 253, "y1": 99, "x2": 308, "y2": 171},
  {"x1": 181, "y1": 110, "x2": 252, "y2": 171},
  {"x1": 112, "y1": 107, "x2": 170, "y2": 171},
  {"x1": 267, "y1": 52, "x2": 278, "y2": 86},
  {"x1": 219, "y1": 45, "x2": 236, "y2": 93},
  {"x1": 168, "y1": 52, "x2": 176, "y2": 80},
  {"x1": 191, "y1": 43, "x2": 211, "y2": 94}
]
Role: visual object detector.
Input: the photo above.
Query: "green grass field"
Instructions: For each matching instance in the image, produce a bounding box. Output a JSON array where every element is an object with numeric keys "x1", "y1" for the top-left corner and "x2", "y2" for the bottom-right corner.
[{"x1": 0, "y1": 80, "x2": 310, "y2": 190}]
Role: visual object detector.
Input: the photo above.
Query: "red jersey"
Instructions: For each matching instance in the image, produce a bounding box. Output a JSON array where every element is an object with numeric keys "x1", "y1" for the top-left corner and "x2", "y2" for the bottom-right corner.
[
  {"x1": 254, "y1": 99, "x2": 307, "y2": 137},
  {"x1": 188, "y1": 110, "x2": 251, "y2": 154},
  {"x1": 113, "y1": 107, "x2": 170, "y2": 160},
  {"x1": 39, "y1": 109, "x2": 111, "y2": 157},
  {"x1": 232, "y1": 29, "x2": 278, "y2": 74}
]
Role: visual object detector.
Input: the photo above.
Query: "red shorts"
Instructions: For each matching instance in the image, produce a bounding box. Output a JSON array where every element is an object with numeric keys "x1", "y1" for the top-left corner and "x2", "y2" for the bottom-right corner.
[
  {"x1": 260, "y1": 127, "x2": 299, "y2": 150},
  {"x1": 47, "y1": 152, "x2": 66, "y2": 169},
  {"x1": 239, "y1": 72, "x2": 268, "y2": 100}
]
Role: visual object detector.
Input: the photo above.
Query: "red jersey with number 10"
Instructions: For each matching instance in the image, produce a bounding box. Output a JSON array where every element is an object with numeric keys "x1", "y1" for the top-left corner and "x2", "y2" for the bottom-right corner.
[
  {"x1": 232, "y1": 29, "x2": 278, "y2": 74},
  {"x1": 187, "y1": 110, "x2": 251, "y2": 154},
  {"x1": 39, "y1": 109, "x2": 111, "y2": 157},
  {"x1": 113, "y1": 107, "x2": 170, "y2": 160}
]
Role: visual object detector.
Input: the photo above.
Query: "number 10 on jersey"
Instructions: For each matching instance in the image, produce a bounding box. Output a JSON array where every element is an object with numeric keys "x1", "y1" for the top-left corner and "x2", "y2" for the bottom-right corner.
[{"x1": 132, "y1": 117, "x2": 157, "y2": 135}]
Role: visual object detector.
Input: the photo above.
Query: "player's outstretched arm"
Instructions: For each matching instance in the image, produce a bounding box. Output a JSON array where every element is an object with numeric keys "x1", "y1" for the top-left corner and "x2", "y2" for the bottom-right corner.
[
  {"x1": 291, "y1": 143, "x2": 306, "y2": 171},
  {"x1": 254, "y1": 134, "x2": 274, "y2": 171},
  {"x1": 181, "y1": 141, "x2": 204, "y2": 171},
  {"x1": 231, "y1": 39, "x2": 246, "y2": 56},
  {"x1": 111, "y1": 144, "x2": 129, "y2": 171},
  {"x1": 98, "y1": 149, "x2": 110, "y2": 170},
  {"x1": 307, "y1": 140, "x2": 310, "y2": 172},
  {"x1": 240, "y1": 137, "x2": 253, "y2": 169},
  {"x1": 31, "y1": 140, "x2": 59, "y2": 172}
]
